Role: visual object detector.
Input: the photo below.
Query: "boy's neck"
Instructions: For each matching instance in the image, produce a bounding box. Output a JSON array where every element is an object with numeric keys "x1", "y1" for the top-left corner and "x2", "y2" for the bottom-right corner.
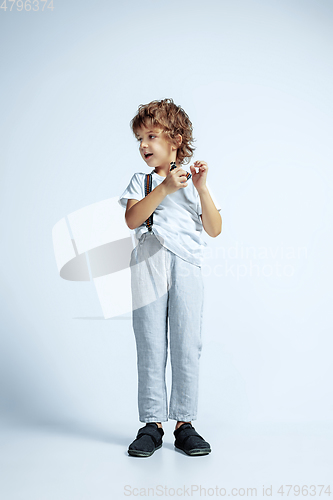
[
  {"x1": 152, "y1": 167, "x2": 167, "y2": 177},
  {"x1": 153, "y1": 161, "x2": 180, "y2": 177}
]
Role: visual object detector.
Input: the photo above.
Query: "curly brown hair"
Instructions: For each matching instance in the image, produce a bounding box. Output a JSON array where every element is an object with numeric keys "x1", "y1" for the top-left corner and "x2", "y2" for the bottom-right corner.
[{"x1": 130, "y1": 98, "x2": 195, "y2": 165}]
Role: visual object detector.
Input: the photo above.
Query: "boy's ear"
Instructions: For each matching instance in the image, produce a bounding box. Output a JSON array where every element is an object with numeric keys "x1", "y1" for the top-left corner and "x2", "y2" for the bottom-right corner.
[{"x1": 172, "y1": 134, "x2": 182, "y2": 150}]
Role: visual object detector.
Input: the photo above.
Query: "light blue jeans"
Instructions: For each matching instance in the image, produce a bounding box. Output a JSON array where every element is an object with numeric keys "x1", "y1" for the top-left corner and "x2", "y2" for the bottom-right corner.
[{"x1": 130, "y1": 231, "x2": 204, "y2": 423}]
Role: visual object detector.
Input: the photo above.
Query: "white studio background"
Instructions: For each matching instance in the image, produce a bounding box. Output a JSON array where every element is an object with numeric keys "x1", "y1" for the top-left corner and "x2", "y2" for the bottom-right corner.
[{"x1": 0, "y1": 0, "x2": 332, "y2": 498}]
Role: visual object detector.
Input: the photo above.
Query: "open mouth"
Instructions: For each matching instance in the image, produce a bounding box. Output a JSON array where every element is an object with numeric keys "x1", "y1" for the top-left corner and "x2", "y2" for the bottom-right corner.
[{"x1": 144, "y1": 153, "x2": 153, "y2": 159}]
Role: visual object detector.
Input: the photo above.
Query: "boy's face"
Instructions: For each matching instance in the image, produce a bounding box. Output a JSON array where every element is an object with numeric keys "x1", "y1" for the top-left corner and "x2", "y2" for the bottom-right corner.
[{"x1": 135, "y1": 125, "x2": 178, "y2": 168}]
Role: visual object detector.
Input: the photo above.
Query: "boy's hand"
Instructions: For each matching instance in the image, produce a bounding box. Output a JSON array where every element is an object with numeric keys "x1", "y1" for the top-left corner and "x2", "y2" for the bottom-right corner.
[
  {"x1": 190, "y1": 161, "x2": 208, "y2": 193},
  {"x1": 161, "y1": 167, "x2": 188, "y2": 195}
]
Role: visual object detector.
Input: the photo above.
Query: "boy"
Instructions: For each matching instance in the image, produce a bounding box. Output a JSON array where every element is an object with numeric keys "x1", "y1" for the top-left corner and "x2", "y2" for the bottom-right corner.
[{"x1": 118, "y1": 98, "x2": 222, "y2": 457}]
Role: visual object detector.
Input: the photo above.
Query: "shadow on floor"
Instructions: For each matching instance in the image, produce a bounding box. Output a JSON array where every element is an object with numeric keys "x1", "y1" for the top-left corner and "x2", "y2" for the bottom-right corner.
[{"x1": 24, "y1": 419, "x2": 131, "y2": 447}]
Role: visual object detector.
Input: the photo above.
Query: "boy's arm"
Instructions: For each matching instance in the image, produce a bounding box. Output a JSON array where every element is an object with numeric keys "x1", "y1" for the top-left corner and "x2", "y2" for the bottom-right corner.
[
  {"x1": 190, "y1": 161, "x2": 222, "y2": 238},
  {"x1": 125, "y1": 183, "x2": 167, "y2": 230},
  {"x1": 199, "y1": 188, "x2": 222, "y2": 237},
  {"x1": 125, "y1": 168, "x2": 189, "y2": 230}
]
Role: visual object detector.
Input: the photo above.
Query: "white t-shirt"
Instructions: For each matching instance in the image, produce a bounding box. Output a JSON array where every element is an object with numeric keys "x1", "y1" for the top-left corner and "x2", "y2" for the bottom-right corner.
[{"x1": 118, "y1": 170, "x2": 221, "y2": 267}]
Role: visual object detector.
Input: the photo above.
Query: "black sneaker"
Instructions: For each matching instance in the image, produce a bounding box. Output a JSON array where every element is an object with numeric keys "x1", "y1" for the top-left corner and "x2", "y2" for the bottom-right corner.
[
  {"x1": 174, "y1": 423, "x2": 211, "y2": 456},
  {"x1": 128, "y1": 423, "x2": 164, "y2": 457}
]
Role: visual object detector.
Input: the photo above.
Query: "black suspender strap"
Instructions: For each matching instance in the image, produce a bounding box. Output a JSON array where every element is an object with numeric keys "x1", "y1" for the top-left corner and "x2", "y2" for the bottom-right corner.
[
  {"x1": 144, "y1": 173, "x2": 153, "y2": 232},
  {"x1": 170, "y1": 161, "x2": 192, "y2": 180}
]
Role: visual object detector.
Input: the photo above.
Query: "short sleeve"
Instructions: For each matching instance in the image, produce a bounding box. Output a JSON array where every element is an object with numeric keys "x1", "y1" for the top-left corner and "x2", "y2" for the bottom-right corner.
[
  {"x1": 118, "y1": 173, "x2": 144, "y2": 209},
  {"x1": 196, "y1": 182, "x2": 222, "y2": 216}
]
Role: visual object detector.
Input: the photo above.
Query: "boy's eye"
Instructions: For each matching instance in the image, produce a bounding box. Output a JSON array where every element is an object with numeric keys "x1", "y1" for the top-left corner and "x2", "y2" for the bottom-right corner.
[{"x1": 136, "y1": 134, "x2": 156, "y2": 142}]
